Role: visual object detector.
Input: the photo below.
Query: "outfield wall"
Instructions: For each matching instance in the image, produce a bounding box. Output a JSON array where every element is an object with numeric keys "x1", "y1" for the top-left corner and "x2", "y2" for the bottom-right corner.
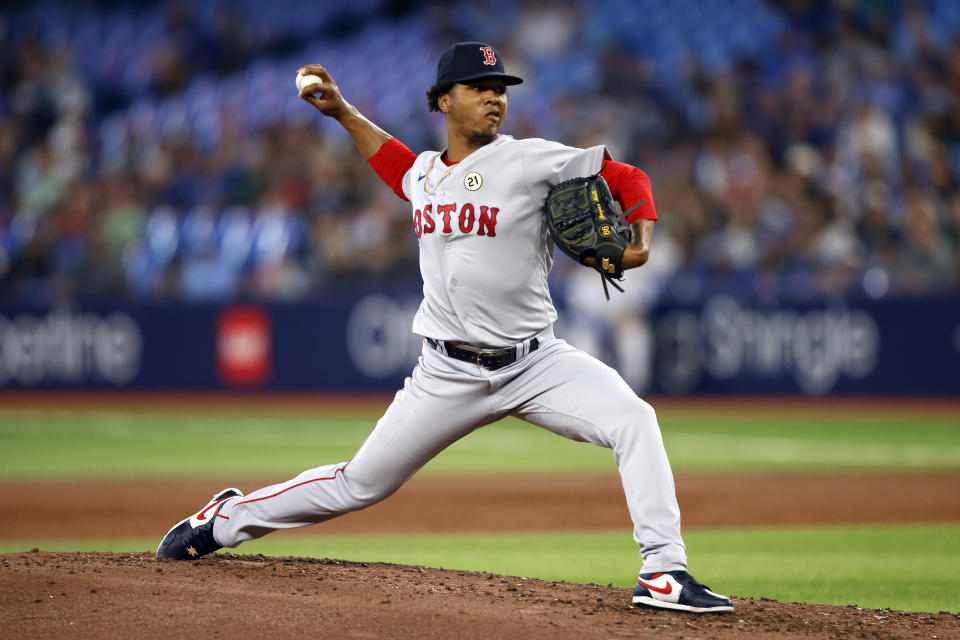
[{"x1": 0, "y1": 294, "x2": 957, "y2": 395}]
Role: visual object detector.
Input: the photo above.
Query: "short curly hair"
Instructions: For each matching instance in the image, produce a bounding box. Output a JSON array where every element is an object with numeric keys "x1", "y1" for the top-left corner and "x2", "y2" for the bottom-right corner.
[{"x1": 426, "y1": 81, "x2": 455, "y2": 112}]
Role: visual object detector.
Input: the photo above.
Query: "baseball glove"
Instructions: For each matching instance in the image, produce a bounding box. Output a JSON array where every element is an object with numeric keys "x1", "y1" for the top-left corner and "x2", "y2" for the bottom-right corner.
[{"x1": 543, "y1": 175, "x2": 632, "y2": 299}]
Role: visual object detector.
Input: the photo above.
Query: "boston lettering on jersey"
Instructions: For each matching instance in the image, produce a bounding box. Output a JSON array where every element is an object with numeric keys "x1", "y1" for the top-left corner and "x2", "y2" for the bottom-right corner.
[{"x1": 413, "y1": 202, "x2": 499, "y2": 238}]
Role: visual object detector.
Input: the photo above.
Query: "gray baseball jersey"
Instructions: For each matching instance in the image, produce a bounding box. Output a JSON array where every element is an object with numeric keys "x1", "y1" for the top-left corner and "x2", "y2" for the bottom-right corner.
[
  {"x1": 404, "y1": 134, "x2": 607, "y2": 346},
  {"x1": 213, "y1": 134, "x2": 687, "y2": 574}
]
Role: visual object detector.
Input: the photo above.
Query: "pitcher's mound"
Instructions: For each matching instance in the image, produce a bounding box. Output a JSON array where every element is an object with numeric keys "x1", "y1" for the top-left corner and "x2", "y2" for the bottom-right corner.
[{"x1": 3, "y1": 551, "x2": 958, "y2": 639}]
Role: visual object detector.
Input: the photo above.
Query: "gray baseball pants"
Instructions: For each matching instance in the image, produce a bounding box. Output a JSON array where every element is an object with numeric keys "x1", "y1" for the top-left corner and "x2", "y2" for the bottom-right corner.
[{"x1": 214, "y1": 337, "x2": 687, "y2": 573}]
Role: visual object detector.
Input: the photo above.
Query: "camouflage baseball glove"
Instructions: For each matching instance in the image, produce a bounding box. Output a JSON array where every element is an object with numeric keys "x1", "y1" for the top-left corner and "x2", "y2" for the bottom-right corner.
[{"x1": 543, "y1": 175, "x2": 632, "y2": 299}]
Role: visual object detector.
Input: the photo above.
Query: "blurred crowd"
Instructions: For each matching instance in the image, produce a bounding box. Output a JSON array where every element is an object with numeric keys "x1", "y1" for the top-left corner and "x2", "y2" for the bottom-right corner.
[{"x1": 1, "y1": 0, "x2": 959, "y2": 307}]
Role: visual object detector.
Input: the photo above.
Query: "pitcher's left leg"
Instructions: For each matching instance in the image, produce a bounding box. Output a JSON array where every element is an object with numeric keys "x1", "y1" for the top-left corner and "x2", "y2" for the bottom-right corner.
[{"x1": 501, "y1": 340, "x2": 686, "y2": 573}]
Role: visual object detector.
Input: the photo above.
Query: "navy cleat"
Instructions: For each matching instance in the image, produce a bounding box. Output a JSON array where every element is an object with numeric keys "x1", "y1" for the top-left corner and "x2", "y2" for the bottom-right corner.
[
  {"x1": 632, "y1": 570, "x2": 734, "y2": 613},
  {"x1": 156, "y1": 488, "x2": 242, "y2": 560}
]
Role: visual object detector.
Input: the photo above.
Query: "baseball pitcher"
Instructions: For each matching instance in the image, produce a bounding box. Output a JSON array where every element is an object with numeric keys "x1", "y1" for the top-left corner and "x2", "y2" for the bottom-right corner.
[{"x1": 157, "y1": 42, "x2": 733, "y2": 614}]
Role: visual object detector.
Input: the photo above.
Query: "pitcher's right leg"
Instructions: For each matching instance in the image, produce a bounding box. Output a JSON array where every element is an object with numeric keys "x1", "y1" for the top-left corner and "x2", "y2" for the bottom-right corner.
[{"x1": 213, "y1": 347, "x2": 492, "y2": 548}]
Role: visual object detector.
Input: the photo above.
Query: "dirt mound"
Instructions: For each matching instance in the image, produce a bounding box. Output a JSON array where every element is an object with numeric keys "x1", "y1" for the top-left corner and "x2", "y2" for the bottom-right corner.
[{"x1": 3, "y1": 551, "x2": 958, "y2": 640}]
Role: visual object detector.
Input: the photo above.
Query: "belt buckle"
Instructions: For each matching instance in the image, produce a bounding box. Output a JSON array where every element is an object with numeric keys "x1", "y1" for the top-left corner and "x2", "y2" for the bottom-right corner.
[{"x1": 477, "y1": 350, "x2": 499, "y2": 369}]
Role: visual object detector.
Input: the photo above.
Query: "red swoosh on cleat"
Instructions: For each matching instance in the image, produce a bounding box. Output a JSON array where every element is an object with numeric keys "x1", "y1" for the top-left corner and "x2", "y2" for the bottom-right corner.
[
  {"x1": 196, "y1": 497, "x2": 231, "y2": 522},
  {"x1": 637, "y1": 574, "x2": 673, "y2": 595}
]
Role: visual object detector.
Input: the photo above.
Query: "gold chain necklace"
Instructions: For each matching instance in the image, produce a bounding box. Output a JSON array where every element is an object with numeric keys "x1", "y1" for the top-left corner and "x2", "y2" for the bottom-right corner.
[{"x1": 422, "y1": 149, "x2": 458, "y2": 194}]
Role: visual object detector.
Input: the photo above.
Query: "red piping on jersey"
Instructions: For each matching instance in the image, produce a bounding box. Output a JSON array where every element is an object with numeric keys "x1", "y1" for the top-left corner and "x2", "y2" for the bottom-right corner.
[
  {"x1": 232, "y1": 464, "x2": 349, "y2": 505},
  {"x1": 600, "y1": 159, "x2": 658, "y2": 222},
  {"x1": 367, "y1": 138, "x2": 417, "y2": 201}
]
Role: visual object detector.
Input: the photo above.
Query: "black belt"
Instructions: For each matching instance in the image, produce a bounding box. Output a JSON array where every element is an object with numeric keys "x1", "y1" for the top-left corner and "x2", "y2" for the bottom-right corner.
[{"x1": 426, "y1": 337, "x2": 539, "y2": 370}]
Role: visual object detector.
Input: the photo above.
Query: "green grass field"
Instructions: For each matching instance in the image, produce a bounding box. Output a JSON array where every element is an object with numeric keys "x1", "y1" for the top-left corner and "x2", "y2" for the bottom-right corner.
[
  {"x1": 2, "y1": 403, "x2": 959, "y2": 478},
  {"x1": 1, "y1": 400, "x2": 959, "y2": 613}
]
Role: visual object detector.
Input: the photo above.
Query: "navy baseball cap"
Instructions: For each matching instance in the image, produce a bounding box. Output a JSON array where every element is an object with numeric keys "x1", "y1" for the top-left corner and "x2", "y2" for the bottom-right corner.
[{"x1": 436, "y1": 42, "x2": 523, "y2": 86}]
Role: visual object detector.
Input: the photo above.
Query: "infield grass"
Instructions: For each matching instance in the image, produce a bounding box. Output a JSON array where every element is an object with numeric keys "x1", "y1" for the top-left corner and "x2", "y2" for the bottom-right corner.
[
  {"x1": 3, "y1": 523, "x2": 958, "y2": 614},
  {"x1": 2, "y1": 402, "x2": 959, "y2": 479}
]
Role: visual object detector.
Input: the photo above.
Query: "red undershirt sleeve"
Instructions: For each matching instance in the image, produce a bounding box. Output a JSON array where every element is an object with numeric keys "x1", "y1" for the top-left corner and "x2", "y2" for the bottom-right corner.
[
  {"x1": 600, "y1": 159, "x2": 658, "y2": 222},
  {"x1": 367, "y1": 138, "x2": 418, "y2": 201}
]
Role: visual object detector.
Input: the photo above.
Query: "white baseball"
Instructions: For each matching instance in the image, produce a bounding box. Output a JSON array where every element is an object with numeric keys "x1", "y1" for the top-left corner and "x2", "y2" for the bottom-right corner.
[{"x1": 296, "y1": 73, "x2": 323, "y2": 94}]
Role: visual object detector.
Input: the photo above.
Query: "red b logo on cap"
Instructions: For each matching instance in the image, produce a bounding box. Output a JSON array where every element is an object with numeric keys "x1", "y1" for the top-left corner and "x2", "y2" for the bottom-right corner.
[{"x1": 480, "y1": 46, "x2": 496, "y2": 66}]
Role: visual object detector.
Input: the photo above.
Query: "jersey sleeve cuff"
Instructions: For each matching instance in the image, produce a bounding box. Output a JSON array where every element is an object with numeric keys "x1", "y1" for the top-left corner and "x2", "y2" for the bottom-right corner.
[
  {"x1": 600, "y1": 160, "x2": 658, "y2": 222},
  {"x1": 368, "y1": 138, "x2": 417, "y2": 201}
]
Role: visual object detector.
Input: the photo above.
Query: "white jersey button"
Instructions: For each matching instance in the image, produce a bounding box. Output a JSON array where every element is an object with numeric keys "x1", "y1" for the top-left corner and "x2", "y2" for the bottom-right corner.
[{"x1": 451, "y1": 278, "x2": 458, "y2": 286}]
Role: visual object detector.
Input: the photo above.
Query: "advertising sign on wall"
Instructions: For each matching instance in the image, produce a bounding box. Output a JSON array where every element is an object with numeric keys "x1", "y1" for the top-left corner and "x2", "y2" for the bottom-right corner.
[{"x1": 1, "y1": 294, "x2": 957, "y2": 395}]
